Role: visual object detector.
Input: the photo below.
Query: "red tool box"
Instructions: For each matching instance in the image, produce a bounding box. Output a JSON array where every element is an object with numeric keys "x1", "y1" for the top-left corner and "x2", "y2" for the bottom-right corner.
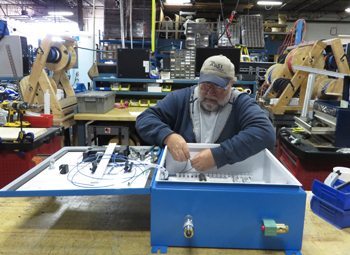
[
  {"x1": 0, "y1": 128, "x2": 62, "y2": 188},
  {"x1": 276, "y1": 129, "x2": 350, "y2": 190}
]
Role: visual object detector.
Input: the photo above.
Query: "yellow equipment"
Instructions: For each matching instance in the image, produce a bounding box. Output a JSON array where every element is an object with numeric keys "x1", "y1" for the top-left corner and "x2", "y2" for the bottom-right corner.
[
  {"x1": 0, "y1": 100, "x2": 31, "y2": 127},
  {"x1": 0, "y1": 100, "x2": 40, "y2": 143},
  {"x1": 236, "y1": 45, "x2": 250, "y2": 62}
]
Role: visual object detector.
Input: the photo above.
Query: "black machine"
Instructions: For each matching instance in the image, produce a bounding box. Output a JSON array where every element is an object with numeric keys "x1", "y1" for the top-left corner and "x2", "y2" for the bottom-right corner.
[
  {"x1": 117, "y1": 48, "x2": 150, "y2": 78},
  {"x1": 195, "y1": 47, "x2": 241, "y2": 76}
]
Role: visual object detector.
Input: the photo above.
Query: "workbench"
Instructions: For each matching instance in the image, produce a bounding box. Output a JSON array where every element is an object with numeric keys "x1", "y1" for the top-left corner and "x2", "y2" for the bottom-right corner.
[
  {"x1": 0, "y1": 193, "x2": 348, "y2": 254},
  {"x1": 0, "y1": 127, "x2": 62, "y2": 188},
  {"x1": 74, "y1": 107, "x2": 147, "y2": 146}
]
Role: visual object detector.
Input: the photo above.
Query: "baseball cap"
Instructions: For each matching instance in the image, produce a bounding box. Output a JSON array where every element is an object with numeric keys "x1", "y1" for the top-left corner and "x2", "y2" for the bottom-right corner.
[{"x1": 198, "y1": 55, "x2": 237, "y2": 89}]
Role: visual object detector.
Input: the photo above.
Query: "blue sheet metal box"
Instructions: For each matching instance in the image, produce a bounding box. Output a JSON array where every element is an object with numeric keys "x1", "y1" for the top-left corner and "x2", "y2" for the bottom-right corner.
[
  {"x1": 0, "y1": 144, "x2": 306, "y2": 254},
  {"x1": 151, "y1": 144, "x2": 306, "y2": 254}
]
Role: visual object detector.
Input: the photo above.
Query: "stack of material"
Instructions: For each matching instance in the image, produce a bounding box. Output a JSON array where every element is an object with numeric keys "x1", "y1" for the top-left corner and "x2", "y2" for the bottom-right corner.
[
  {"x1": 170, "y1": 50, "x2": 195, "y2": 79},
  {"x1": 311, "y1": 174, "x2": 350, "y2": 229},
  {"x1": 240, "y1": 15, "x2": 265, "y2": 48},
  {"x1": 185, "y1": 23, "x2": 210, "y2": 49},
  {"x1": 104, "y1": 0, "x2": 151, "y2": 39},
  {"x1": 218, "y1": 22, "x2": 240, "y2": 47},
  {"x1": 101, "y1": 44, "x2": 118, "y2": 61}
]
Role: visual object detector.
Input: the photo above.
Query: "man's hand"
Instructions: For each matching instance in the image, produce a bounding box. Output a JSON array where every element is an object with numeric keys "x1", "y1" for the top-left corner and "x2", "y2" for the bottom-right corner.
[
  {"x1": 190, "y1": 149, "x2": 216, "y2": 171},
  {"x1": 164, "y1": 133, "x2": 190, "y2": 162}
]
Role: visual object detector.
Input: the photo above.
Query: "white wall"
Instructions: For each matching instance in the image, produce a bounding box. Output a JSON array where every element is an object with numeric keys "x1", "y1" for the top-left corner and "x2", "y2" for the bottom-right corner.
[
  {"x1": 74, "y1": 8, "x2": 105, "y2": 88},
  {"x1": 287, "y1": 22, "x2": 350, "y2": 41},
  {"x1": 4, "y1": 8, "x2": 105, "y2": 90},
  {"x1": 73, "y1": 32, "x2": 94, "y2": 88}
]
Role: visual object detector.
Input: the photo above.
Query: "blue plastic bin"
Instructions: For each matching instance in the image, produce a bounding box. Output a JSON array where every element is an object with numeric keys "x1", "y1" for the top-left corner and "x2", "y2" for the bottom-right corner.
[
  {"x1": 74, "y1": 83, "x2": 87, "y2": 93},
  {"x1": 311, "y1": 195, "x2": 350, "y2": 229},
  {"x1": 312, "y1": 179, "x2": 350, "y2": 210}
]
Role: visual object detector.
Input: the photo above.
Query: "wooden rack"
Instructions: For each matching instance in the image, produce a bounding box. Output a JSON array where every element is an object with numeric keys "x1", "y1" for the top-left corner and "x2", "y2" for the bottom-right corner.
[{"x1": 20, "y1": 35, "x2": 77, "y2": 128}]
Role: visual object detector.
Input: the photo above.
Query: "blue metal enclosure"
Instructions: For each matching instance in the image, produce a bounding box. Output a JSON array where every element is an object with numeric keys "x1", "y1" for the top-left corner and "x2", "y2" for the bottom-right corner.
[
  {"x1": 151, "y1": 146, "x2": 306, "y2": 254},
  {"x1": 151, "y1": 180, "x2": 306, "y2": 254}
]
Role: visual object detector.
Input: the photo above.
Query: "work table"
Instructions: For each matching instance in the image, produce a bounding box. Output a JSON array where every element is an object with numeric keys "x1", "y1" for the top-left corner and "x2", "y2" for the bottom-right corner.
[{"x1": 0, "y1": 193, "x2": 348, "y2": 254}]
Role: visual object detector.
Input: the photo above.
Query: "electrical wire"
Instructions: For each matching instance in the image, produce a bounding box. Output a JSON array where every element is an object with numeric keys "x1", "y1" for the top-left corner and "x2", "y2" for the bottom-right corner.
[
  {"x1": 277, "y1": 19, "x2": 306, "y2": 55},
  {"x1": 76, "y1": 46, "x2": 114, "y2": 53},
  {"x1": 217, "y1": 0, "x2": 239, "y2": 47},
  {"x1": 66, "y1": 153, "x2": 157, "y2": 189}
]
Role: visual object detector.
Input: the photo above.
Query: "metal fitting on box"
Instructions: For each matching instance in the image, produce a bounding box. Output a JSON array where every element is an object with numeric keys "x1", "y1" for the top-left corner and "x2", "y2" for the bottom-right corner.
[
  {"x1": 261, "y1": 219, "x2": 289, "y2": 236},
  {"x1": 183, "y1": 215, "x2": 194, "y2": 238}
]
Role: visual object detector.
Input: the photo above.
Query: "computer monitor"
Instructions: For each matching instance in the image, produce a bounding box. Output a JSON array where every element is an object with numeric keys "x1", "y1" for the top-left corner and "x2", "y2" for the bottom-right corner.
[{"x1": 195, "y1": 48, "x2": 241, "y2": 77}]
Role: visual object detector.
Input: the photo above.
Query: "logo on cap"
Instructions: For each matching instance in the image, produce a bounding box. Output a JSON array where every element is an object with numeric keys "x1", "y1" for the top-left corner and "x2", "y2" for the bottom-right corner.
[{"x1": 209, "y1": 61, "x2": 224, "y2": 73}]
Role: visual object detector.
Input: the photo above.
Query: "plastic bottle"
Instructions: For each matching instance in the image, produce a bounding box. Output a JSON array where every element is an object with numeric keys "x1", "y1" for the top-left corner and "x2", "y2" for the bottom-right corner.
[
  {"x1": 324, "y1": 170, "x2": 342, "y2": 187},
  {"x1": 44, "y1": 90, "x2": 50, "y2": 114}
]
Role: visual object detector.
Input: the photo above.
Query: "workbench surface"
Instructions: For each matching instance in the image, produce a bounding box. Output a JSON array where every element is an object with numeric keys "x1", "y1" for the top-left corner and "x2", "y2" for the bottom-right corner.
[
  {"x1": 0, "y1": 193, "x2": 348, "y2": 255},
  {"x1": 74, "y1": 107, "x2": 148, "y2": 121}
]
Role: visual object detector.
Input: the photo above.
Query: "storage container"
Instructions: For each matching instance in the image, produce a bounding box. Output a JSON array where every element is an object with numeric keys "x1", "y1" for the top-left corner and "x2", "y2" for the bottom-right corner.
[
  {"x1": 312, "y1": 179, "x2": 350, "y2": 211},
  {"x1": 23, "y1": 114, "x2": 53, "y2": 128},
  {"x1": 311, "y1": 195, "x2": 350, "y2": 229},
  {"x1": 76, "y1": 91, "x2": 115, "y2": 113}
]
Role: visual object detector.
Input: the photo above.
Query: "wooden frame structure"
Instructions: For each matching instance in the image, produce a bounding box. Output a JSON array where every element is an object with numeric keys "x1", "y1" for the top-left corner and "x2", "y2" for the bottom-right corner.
[
  {"x1": 20, "y1": 35, "x2": 77, "y2": 128},
  {"x1": 267, "y1": 38, "x2": 350, "y2": 115}
]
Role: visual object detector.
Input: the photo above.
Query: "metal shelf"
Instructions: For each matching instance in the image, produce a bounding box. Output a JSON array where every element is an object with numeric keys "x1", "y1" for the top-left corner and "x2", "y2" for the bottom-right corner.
[
  {"x1": 112, "y1": 91, "x2": 168, "y2": 96},
  {"x1": 264, "y1": 32, "x2": 289, "y2": 35},
  {"x1": 93, "y1": 77, "x2": 198, "y2": 84},
  {"x1": 93, "y1": 78, "x2": 257, "y2": 98},
  {"x1": 94, "y1": 77, "x2": 255, "y2": 85}
]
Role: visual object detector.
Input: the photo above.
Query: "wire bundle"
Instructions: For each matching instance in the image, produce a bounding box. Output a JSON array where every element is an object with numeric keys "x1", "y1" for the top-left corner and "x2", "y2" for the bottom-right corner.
[{"x1": 278, "y1": 19, "x2": 306, "y2": 55}]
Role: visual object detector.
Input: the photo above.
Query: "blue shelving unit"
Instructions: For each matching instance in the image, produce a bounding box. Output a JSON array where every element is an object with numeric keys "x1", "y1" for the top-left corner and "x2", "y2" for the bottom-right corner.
[{"x1": 93, "y1": 77, "x2": 257, "y2": 99}]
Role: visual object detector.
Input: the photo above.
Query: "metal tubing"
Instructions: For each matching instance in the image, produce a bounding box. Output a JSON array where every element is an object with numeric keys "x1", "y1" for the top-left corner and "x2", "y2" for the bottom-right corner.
[
  {"x1": 120, "y1": 0, "x2": 126, "y2": 48},
  {"x1": 151, "y1": 0, "x2": 156, "y2": 52},
  {"x1": 92, "y1": 0, "x2": 96, "y2": 61},
  {"x1": 129, "y1": 0, "x2": 133, "y2": 49},
  {"x1": 301, "y1": 73, "x2": 316, "y2": 119}
]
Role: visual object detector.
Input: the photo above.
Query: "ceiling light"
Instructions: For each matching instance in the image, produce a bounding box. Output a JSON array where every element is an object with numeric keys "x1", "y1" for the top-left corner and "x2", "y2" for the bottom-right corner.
[
  {"x1": 48, "y1": 11, "x2": 74, "y2": 17},
  {"x1": 165, "y1": 0, "x2": 192, "y2": 5},
  {"x1": 346, "y1": 8, "x2": 350, "y2": 13},
  {"x1": 257, "y1": 1, "x2": 283, "y2": 6},
  {"x1": 21, "y1": 10, "x2": 28, "y2": 16}
]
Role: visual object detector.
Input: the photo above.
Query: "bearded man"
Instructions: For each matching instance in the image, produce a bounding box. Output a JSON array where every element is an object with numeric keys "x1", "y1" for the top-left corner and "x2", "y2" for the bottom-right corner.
[{"x1": 136, "y1": 55, "x2": 275, "y2": 171}]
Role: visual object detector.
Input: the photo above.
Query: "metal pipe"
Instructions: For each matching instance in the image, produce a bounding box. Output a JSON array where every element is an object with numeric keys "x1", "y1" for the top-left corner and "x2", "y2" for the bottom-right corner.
[
  {"x1": 92, "y1": 0, "x2": 96, "y2": 61},
  {"x1": 301, "y1": 73, "x2": 316, "y2": 119},
  {"x1": 120, "y1": 0, "x2": 126, "y2": 48},
  {"x1": 129, "y1": 0, "x2": 133, "y2": 49},
  {"x1": 151, "y1": 0, "x2": 156, "y2": 52}
]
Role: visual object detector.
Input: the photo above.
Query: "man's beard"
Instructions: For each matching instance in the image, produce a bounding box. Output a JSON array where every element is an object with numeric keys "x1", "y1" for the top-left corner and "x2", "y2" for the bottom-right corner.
[{"x1": 199, "y1": 90, "x2": 232, "y2": 112}]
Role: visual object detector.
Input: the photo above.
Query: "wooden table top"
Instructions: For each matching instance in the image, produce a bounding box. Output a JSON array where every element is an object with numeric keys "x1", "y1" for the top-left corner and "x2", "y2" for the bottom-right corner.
[
  {"x1": 0, "y1": 193, "x2": 348, "y2": 254},
  {"x1": 74, "y1": 107, "x2": 148, "y2": 122}
]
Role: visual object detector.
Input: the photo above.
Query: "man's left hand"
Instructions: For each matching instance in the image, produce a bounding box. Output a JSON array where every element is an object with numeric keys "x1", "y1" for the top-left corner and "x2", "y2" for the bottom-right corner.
[{"x1": 190, "y1": 149, "x2": 216, "y2": 171}]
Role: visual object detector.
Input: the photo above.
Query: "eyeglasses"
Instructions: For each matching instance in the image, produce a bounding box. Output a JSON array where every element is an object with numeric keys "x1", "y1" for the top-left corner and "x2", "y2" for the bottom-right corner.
[{"x1": 200, "y1": 82, "x2": 226, "y2": 95}]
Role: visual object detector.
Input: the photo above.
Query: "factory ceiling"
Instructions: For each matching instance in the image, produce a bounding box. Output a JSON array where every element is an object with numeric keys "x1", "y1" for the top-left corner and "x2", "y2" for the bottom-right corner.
[{"x1": 0, "y1": 0, "x2": 349, "y2": 23}]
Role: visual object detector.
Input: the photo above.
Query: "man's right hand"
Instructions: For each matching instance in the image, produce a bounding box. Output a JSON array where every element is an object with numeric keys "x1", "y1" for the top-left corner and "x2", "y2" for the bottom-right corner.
[{"x1": 164, "y1": 133, "x2": 190, "y2": 162}]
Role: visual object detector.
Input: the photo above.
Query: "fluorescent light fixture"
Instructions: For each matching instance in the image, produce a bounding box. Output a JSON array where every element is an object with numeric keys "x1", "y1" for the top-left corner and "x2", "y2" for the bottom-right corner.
[
  {"x1": 346, "y1": 8, "x2": 350, "y2": 13},
  {"x1": 257, "y1": 1, "x2": 283, "y2": 6},
  {"x1": 165, "y1": 0, "x2": 192, "y2": 5},
  {"x1": 48, "y1": 11, "x2": 74, "y2": 16},
  {"x1": 52, "y1": 36, "x2": 65, "y2": 42}
]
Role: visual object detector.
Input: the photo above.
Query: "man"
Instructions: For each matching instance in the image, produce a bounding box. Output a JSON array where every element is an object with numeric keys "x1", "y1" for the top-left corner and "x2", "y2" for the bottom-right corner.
[{"x1": 136, "y1": 55, "x2": 275, "y2": 171}]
